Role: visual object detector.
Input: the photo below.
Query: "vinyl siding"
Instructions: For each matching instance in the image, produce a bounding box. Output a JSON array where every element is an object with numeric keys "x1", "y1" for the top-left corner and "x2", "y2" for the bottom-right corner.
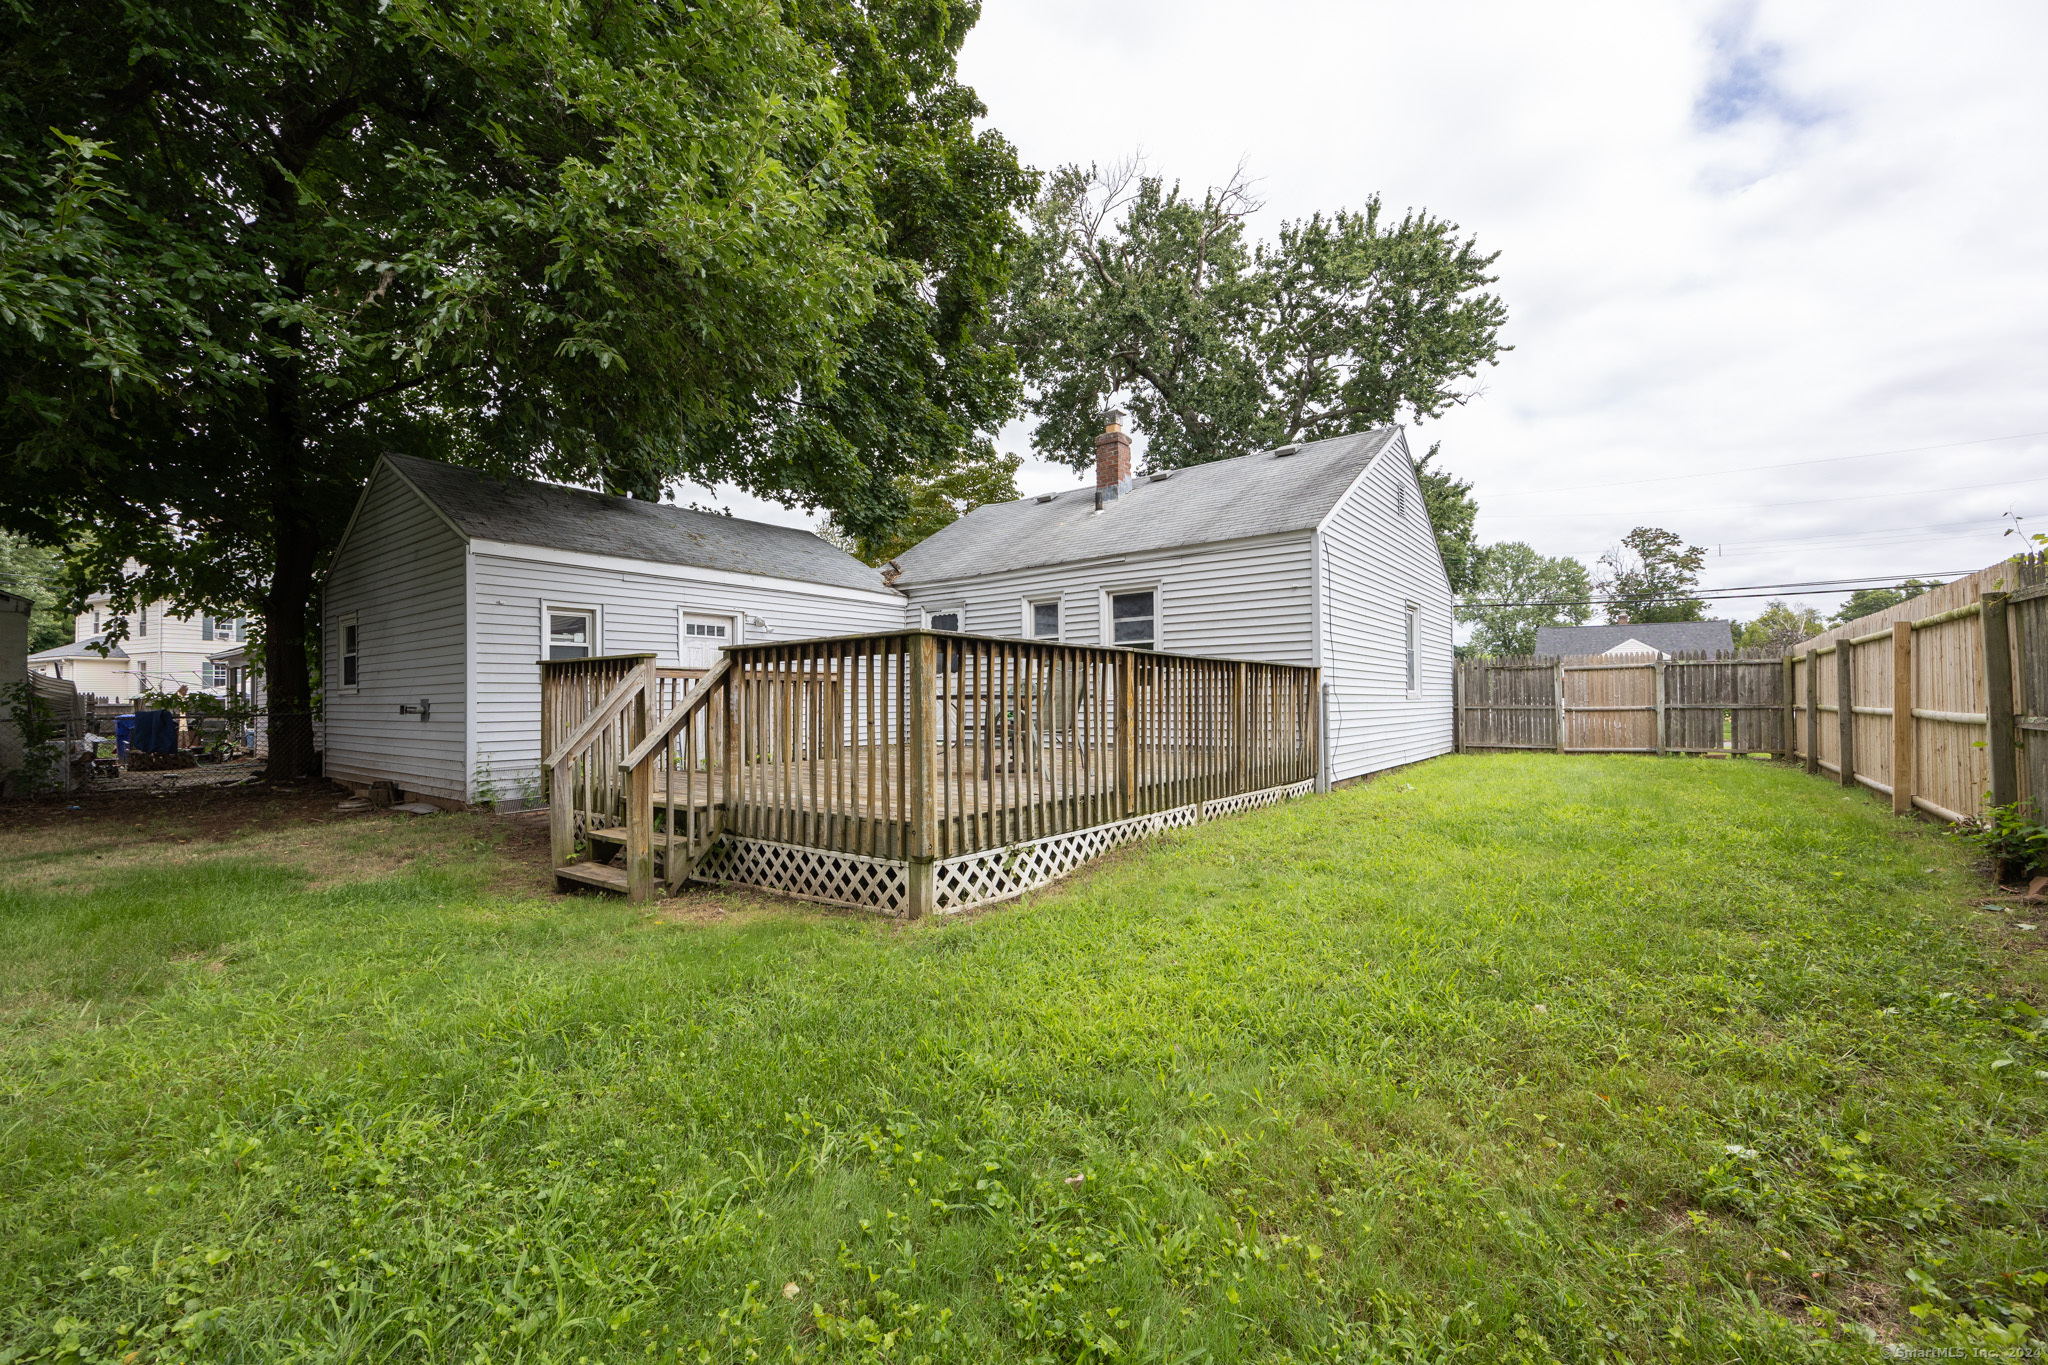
[
  {"x1": 896, "y1": 532, "x2": 1316, "y2": 662},
  {"x1": 322, "y1": 465, "x2": 470, "y2": 801},
  {"x1": 1316, "y1": 433, "x2": 1455, "y2": 781},
  {"x1": 470, "y1": 551, "x2": 904, "y2": 801}
]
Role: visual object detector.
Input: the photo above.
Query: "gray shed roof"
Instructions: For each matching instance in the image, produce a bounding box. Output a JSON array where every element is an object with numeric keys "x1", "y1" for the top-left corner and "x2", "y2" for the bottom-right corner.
[
  {"x1": 29, "y1": 634, "x2": 127, "y2": 661},
  {"x1": 380, "y1": 455, "x2": 894, "y2": 595},
  {"x1": 890, "y1": 428, "x2": 1402, "y2": 585},
  {"x1": 1532, "y1": 621, "x2": 1735, "y2": 656}
]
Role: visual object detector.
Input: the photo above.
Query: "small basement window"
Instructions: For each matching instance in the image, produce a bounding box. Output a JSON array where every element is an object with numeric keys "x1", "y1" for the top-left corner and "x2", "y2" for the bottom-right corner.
[
  {"x1": 1030, "y1": 599, "x2": 1060, "y2": 640},
  {"x1": 925, "y1": 605, "x2": 965, "y2": 632},
  {"x1": 1110, "y1": 590, "x2": 1155, "y2": 650},
  {"x1": 545, "y1": 605, "x2": 598, "y2": 661},
  {"x1": 339, "y1": 616, "x2": 360, "y2": 688}
]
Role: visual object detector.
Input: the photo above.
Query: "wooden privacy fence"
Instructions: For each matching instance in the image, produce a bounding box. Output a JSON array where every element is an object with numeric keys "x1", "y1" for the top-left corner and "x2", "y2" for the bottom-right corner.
[
  {"x1": 539, "y1": 632, "x2": 1320, "y2": 916},
  {"x1": 1788, "y1": 554, "x2": 2046, "y2": 825},
  {"x1": 1456, "y1": 651, "x2": 1789, "y2": 756}
]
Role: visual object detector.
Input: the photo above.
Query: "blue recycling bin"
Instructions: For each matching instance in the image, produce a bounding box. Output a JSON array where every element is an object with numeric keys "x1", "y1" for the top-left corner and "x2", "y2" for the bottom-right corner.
[{"x1": 114, "y1": 714, "x2": 136, "y2": 758}]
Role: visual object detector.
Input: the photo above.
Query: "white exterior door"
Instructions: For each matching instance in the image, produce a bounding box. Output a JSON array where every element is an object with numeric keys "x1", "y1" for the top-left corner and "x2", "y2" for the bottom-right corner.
[{"x1": 678, "y1": 613, "x2": 734, "y2": 670}]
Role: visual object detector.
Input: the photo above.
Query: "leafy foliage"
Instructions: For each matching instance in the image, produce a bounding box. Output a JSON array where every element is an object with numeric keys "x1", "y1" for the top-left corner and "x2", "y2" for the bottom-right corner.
[
  {"x1": 820, "y1": 448, "x2": 1021, "y2": 566},
  {"x1": 1006, "y1": 159, "x2": 1508, "y2": 469},
  {"x1": 1597, "y1": 527, "x2": 1710, "y2": 624},
  {"x1": 1459, "y1": 541, "x2": 1594, "y2": 656},
  {"x1": 0, "y1": 0, "x2": 1028, "y2": 777},
  {"x1": 1737, "y1": 600, "x2": 1826, "y2": 652},
  {"x1": 1413, "y1": 445, "x2": 1485, "y2": 595},
  {"x1": 0, "y1": 531, "x2": 70, "y2": 651},
  {"x1": 1952, "y1": 800, "x2": 2048, "y2": 879},
  {"x1": 1832, "y1": 579, "x2": 1944, "y2": 626}
]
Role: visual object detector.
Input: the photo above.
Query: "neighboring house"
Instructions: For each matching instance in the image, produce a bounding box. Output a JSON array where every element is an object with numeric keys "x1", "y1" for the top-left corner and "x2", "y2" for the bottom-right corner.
[
  {"x1": 885, "y1": 415, "x2": 1454, "y2": 785},
  {"x1": 1533, "y1": 621, "x2": 1734, "y2": 658},
  {"x1": 27, "y1": 593, "x2": 245, "y2": 700},
  {"x1": 321, "y1": 454, "x2": 906, "y2": 807}
]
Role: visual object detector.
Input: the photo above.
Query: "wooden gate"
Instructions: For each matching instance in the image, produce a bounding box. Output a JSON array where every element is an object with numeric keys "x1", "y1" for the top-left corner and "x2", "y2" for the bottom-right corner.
[{"x1": 1456, "y1": 651, "x2": 1788, "y2": 756}]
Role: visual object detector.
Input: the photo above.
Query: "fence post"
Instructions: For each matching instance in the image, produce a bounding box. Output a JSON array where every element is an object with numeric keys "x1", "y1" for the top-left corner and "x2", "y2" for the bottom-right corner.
[
  {"x1": 1552, "y1": 659, "x2": 1565, "y2": 754},
  {"x1": 1452, "y1": 662, "x2": 1463, "y2": 754},
  {"x1": 1837, "y1": 642, "x2": 1856, "y2": 787},
  {"x1": 1891, "y1": 622, "x2": 1913, "y2": 815},
  {"x1": 1654, "y1": 659, "x2": 1667, "y2": 757},
  {"x1": 1781, "y1": 654, "x2": 1795, "y2": 758},
  {"x1": 905, "y1": 633, "x2": 937, "y2": 920},
  {"x1": 1983, "y1": 592, "x2": 2018, "y2": 810},
  {"x1": 1804, "y1": 650, "x2": 1819, "y2": 775}
]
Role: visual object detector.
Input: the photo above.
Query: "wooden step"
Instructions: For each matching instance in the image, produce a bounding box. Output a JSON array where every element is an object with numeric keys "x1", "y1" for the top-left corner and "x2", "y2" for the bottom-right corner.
[{"x1": 555, "y1": 861, "x2": 630, "y2": 894}]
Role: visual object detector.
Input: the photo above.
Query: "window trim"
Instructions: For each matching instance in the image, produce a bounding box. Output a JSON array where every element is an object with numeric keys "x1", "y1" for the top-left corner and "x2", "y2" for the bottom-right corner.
[
  {"x1": 336, "y1": 612, "x2": 360, "y2": 692},
  {"x1": 1101, "y1": 582, "x2": 1162, "y2": 651},
  {"x1": 541, "y1": 603, "x2": 603, "y2": 662},
  {"x1": 922, "y1": 602, "x2": 968, "y2": 633},
  {"x1": 1404, "y1": 601, "x2": 1422, "y2": 699},
  {"x1": 1023, "y1": 596, "x2": 1062, "y2": 642}
]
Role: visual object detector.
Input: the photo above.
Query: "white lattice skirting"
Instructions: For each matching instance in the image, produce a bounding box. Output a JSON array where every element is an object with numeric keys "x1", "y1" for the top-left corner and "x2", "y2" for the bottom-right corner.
[
  {"x1": 692, "y1": 837, "x2": 911, "y2": 915},
  {"x1": 689, "y1": 778, "x2": 1316, "y2": 916}
]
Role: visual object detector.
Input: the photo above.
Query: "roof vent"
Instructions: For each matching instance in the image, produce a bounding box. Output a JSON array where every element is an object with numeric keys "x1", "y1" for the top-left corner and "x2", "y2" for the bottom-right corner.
[
  {"x1": 1273, "y1": 444, "x2": 1302, "y2": 457},
  {"x1": 1148, "y1": 470, "x2": 1173, "y2": 482},
  {"x1": 1035, "y1": 492, "x2": 1056, "y2": 503}
]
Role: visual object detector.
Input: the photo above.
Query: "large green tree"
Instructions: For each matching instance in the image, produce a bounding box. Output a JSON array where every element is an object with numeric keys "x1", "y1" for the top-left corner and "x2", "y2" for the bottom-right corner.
[
  {"x1": 0, "y1": 0, "x2": 1028, "y2": 778},
  {"x1": 1832, "y1": 579, "x2": 1943, "y2": 625},
  {"x1": 1737, "y1": 600, "x2": 1825, "y2": 652},
  {"x1": 1458, "y1": 542, "x2": 1593, "y2": 657},
  {"x1": 1596, "y1": 527, "x2": 1709, "y2": 624},
  {"x1": 1005, "y1": 160, "x2": 1508, "y2": 470},
  {"x1": 1413, "y1": 444, "x2": 1485, "y2": 595}
]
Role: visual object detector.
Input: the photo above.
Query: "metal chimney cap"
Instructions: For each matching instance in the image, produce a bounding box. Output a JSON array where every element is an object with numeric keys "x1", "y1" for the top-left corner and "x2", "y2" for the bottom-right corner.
[{"x1": 1097, "y1": 407, "x2": 1126, "y2": 428}]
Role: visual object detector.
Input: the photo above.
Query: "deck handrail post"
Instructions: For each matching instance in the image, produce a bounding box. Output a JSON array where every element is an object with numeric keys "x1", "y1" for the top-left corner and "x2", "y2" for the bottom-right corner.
[
  {"x1": 906, "y1": 632, "x2": 938, "y2": 919},
  {"x1": 1983, "y1": 591, "x2": 2019, "y2": 809},
  {"x1": 1233, "y1": 660, "x2": 1249, "y2": 792},
  {"x1": 623, "y1": 658, "x2": 657, "y2": 902},
  {"x1": 1837, "y1": 639, "x2": 1857, "y2": 787},
  {"x1": 1891, "y1": 621, "x2": 1914, "y2": 815},
  {"x1": 1117, "y1": 649, "x2": 1137, "y2": 816}
]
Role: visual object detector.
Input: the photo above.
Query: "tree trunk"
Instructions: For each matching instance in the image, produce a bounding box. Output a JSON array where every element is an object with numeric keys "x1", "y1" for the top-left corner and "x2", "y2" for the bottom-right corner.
[{"x1": 260, "y1": 334, "x2": 319, "y2": 782}]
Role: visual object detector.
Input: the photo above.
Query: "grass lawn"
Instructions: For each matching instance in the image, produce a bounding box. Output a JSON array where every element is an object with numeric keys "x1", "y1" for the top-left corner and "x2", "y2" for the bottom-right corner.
[{"x1": 1, "y1": 755, "x2": 2044, "y2": 1364}]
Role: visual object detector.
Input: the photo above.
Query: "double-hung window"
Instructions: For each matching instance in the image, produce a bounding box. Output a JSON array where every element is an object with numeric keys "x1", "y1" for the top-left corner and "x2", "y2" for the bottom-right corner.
[
  {"x1": 339, "y1": 615, "x2": 360, "y2": 688},
  {"x1": 1109, "y1": 590, "x2": 1155, "y2": 650},
  {"x1": 545, "y1": 606, "x2": 598, "y2": 661},
  {"x1": 1028, "y1": 599, "x2": 1060, "y2": 640}
]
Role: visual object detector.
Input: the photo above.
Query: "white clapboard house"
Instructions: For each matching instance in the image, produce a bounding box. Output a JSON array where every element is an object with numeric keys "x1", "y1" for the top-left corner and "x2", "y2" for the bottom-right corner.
[
  {"x1": 321, "y1": 455, "x2": 904, "y2": 807},
  {"x1": 885, "y1": 415, "x2": 1454, "y2": 784}
]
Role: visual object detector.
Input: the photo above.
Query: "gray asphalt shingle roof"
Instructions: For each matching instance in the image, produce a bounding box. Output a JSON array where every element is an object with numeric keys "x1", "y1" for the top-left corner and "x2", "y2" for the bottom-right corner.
[
  {"x1": 381, "y1": 455, "x2": 893, "y2": 595},
  {"x1": 889, "y1": 428, "x2": 1401, "y2": 585},
  {"x1": 1532, "y1": 621, "x2": 1735, "y2": 656},
  {"x1": 29, "y1": 634, "x2": 127, "y2": 661}
]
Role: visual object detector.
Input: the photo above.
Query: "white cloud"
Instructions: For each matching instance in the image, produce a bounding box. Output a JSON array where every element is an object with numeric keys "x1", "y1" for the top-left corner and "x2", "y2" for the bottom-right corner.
[{"x1": 704, "y1": 0, "x2": 2048, "y2": 622}]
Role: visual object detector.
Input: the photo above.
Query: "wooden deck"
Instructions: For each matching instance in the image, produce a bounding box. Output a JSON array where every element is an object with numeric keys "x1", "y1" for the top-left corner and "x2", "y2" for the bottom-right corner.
[{"x1": 540, "y1": 633, "x2": 1321, "y2": 913}]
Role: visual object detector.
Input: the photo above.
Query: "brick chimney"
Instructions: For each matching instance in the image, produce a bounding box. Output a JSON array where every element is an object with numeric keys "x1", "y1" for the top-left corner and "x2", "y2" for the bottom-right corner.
[{"x1": 1094, "y1": 409, "x2": 1133, "y2": 505}]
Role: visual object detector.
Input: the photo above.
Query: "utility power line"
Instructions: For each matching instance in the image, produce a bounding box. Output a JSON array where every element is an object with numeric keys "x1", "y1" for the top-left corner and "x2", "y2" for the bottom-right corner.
[
  {"x1": 1462, "y1": 571, "x2": 1972, "y2": 612},
  {"x1": 1482, "y1": 472, "x2": 2048, "y2": 522}
]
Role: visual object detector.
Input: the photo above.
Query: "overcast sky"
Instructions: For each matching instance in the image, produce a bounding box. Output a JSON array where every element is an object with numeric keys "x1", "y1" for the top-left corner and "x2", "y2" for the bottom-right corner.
[{"x1": 689, "y1": 0, "x2": 2047, "y2": 623}]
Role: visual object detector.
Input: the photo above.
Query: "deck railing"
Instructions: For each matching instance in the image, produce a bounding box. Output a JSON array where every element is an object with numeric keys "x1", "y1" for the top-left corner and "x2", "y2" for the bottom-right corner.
[{"x1": 540, "y1": 632, "x2": 1319, "y2": 913}]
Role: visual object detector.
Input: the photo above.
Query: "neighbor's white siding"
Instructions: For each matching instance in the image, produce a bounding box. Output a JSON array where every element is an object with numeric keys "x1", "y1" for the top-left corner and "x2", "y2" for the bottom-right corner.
[
  {"x1": 322, "y1": 465, "x2": 470, "y2": 802},
  {"x1": 896, "y1": 531, "x2": 1316, "y2": 662},
  {"x1": 469, "y1": 550, "x2": 904, "y2": 802},
  {"x1": 1316, "y1": 433, "x2": 1455, "y2": 781}
]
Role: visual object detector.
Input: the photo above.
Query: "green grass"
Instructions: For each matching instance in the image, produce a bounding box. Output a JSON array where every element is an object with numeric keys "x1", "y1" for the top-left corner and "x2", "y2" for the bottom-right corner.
[{"x1": 1, "y1": 756, "x2": 2044, "y2": 1364}]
